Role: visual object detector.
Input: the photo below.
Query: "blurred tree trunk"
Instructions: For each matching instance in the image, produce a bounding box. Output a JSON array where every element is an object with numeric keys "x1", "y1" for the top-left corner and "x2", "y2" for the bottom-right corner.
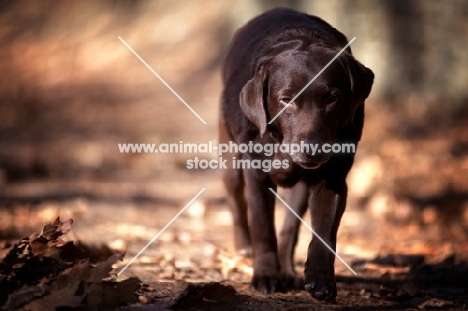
[{"x1": 382, "y1": 0, "x2": 425, "y2": 101}]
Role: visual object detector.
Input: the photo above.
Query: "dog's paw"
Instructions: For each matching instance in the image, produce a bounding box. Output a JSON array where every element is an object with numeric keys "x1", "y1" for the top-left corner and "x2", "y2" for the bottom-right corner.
[
  {"x1": 304, "y1": 273, "x2": 336, "y2": 301},
  {"x1": 250, "y1": 274, "x2": 282, "y2": 294}
]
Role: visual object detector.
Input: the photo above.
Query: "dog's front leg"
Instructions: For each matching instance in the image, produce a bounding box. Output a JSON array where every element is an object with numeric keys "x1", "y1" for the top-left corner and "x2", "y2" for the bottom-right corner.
[
  {"x1": 277, "y1": 181, "x2": 308, "y2": 290},
  {"x1": 244, "y1": 167, "x2": 281, "y2": 294},
  {"x1": 304, "y1": 179, "x2": 347, "y2": 301}
]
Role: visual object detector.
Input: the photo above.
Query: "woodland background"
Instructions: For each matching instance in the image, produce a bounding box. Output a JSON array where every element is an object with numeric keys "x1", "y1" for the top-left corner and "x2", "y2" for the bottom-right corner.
[{"x1": 1, "y1": 1, "x2": 467, "y2": 309}]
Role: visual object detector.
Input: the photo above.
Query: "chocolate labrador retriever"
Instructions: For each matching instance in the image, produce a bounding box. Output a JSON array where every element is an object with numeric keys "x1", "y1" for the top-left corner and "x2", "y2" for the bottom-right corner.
[{"x1": 219, "y1": 8, "x2": 373, "y2": 300}]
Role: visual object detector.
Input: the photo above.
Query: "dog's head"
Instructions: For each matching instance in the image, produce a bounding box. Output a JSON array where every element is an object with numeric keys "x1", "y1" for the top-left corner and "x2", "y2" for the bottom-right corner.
[{"x1": 240, "y1": 43, "x2": 374, "y2": 169}]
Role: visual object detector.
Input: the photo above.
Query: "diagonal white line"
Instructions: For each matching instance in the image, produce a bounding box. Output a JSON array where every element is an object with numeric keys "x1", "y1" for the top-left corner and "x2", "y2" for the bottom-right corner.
[
  {"x1": 118, "y1": 36, "x2": 207, "y2": 125},
  {"x1": 117, "y1": 188, "x2": 206, "y2": 276},
  {"x1": 268, "y1": 188, "x2": 357, "y2": 275},
  {"x1": 269, "y1": 37, "x2": 356, "y2": 124}
]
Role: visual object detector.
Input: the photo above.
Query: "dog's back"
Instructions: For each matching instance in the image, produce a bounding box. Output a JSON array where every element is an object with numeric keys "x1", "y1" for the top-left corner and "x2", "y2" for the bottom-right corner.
[{"x1": 222, "y1": 8, "x2": 349, "y2": 86}]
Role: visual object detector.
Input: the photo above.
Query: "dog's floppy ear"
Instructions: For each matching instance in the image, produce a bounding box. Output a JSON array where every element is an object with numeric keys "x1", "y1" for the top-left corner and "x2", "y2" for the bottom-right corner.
[
  {"x1": 239, "y1": 64, "x2": 269, "y2": 137},
  {"x1": 240, "y1": 42, "x2": 303, "y2": 136},
  {"x1": 343, "y1": 55, "x2": 374, "y2": 123}
]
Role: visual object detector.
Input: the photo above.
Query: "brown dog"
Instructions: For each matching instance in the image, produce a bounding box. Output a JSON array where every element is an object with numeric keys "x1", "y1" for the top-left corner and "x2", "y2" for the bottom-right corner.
[{"x1": 219, "y1": 8, "x2": 373, "y2": 300}]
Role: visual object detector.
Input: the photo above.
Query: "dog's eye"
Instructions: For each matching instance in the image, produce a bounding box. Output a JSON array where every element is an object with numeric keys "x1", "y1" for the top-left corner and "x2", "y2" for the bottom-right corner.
[
  {"x1": 324, "y1": 94, "x2": 338, "y2": 104},
  {"x1": 279, "y1": 97, "x2": 292, "y2": 105}
]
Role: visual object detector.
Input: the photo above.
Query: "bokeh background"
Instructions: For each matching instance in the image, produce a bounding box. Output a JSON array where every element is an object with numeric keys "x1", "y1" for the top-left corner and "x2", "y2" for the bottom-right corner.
[{"x1": 1, "y1": 0, "x2": 468, "y2": 282}]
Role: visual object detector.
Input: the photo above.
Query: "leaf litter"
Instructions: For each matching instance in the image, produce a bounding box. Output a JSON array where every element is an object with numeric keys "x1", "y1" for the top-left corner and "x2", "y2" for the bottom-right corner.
[{"x1": 0, "y1": 217, "x2": 140, "y2": 310}]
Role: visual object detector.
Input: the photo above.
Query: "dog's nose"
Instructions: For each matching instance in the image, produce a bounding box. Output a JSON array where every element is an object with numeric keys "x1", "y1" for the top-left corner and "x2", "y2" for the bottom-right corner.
[{"x1": 292, "y1": 140, "x2": 332, "y2": 169}]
